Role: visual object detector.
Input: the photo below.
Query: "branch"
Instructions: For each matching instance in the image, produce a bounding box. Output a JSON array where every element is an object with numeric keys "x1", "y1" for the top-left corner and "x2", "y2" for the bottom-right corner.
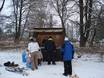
[
  {"x1": 0, "y1": 0, "x2": 5, "y2": 12},
  {"x1": 68, "y1": 18, "x2": 80, "y2": 26}
]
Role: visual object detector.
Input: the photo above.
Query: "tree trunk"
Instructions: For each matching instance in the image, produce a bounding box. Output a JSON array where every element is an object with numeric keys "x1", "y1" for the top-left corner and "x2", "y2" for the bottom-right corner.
[
  {"x1": 85, "y1": 0, "x2": 93, "y2": 41},
  {"x1": 79, "y1": 0, "x2": 93, "y2": 47},
  {"x1": 18, "y1": 0, "x2": 23, "y2": 41},
  {"x1": 80, "y1": 35, "x2": 87, "y2": 47},
  {"x1": 89, "y1": 29, "x2": 96, "y2": 47},
  {"x1": 12, "y1": 0, "x2": 19, "y2": 42},
  {"x1": 79, "y1": 0, "x2": 86, "y2": 47},
  {"x1": 61, "y1": 19, "x2": 66, "y2": 36},
  {"x1": 14, "y1": 0, "x2": 23, "y2": 42}
]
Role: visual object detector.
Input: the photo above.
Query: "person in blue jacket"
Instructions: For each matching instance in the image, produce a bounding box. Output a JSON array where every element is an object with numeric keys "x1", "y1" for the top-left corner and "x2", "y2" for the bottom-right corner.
[{"x1": 61, "y1": 37, "x2": 74, "y2": 76}]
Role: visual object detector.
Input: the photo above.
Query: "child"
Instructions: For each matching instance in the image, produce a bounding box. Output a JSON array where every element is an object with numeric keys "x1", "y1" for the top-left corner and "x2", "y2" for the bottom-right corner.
[
  {"x1": 26, "y1": 49, "x2": 32, "y2": 68},
  {"x1": 22, "y1": 49, "x2": 26, "y2": 63}
]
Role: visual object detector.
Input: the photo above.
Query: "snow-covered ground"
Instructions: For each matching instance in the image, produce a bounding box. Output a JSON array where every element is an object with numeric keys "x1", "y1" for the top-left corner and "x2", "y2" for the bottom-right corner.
[{"x1": 0, "y1": 49, "x2": 104, "y2": 78}]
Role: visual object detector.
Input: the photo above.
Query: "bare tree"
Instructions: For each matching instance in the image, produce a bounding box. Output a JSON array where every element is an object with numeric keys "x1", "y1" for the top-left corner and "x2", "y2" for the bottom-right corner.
[
  {"x1": 12, "y1": 0, "x2": 24, "y2": 42},
  {"x1": 25, "y1": 0, "x2": 49, "y2": 28},
  {"x1": 92, "y1": 1, "x2": 104, "y2": 42},
  {"x1": 11, "y1": 0, "x2": 51, "y2": 41},
  {"x1": 50, "y1": 0, "x2": 77, "y2": 35}
]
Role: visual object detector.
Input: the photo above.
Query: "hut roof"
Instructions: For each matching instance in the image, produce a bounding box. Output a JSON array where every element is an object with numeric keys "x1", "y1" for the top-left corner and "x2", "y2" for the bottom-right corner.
[{"x1": 27, "y1": 28, "x2": 64, "y2": 33}]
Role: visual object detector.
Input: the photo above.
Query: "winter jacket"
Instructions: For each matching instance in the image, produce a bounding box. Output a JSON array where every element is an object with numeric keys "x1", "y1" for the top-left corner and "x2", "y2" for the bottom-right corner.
[
  {"x1": 36, "y1": 51, "x2": 43, "y2": 59},
  {"x1": 61, "y1": 41, "x2": 74, "y2": 61},
  {"x1": 22, "y1": 50, "x2": 26, "y2": 63},
  {"x1": 45, "y1": 40, "x2": 56, "y2": 52},
  {"x1": 28, "y1": 42, "x2": 40, "y2": 53}
]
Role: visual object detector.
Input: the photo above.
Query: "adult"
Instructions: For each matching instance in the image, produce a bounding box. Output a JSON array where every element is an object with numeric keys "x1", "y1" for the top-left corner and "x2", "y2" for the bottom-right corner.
[
  {"x1": 61, "y1": 37, "x2": 74, "y2": 77},
  {"x1": 27, "y1": 37, "x2": 40, "y2": 70},
  {"x1": 45, "y1": 36, "x2": 56, "y2": 65},
  {"x1": 42, "y1": 37, "x2": 48, "y2": 48}
]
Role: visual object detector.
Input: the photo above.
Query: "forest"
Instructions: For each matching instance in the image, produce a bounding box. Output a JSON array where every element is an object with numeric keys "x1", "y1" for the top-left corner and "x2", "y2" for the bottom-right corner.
[{"x1": 0, "y1": 0, "x2": 104, "y2": 47}]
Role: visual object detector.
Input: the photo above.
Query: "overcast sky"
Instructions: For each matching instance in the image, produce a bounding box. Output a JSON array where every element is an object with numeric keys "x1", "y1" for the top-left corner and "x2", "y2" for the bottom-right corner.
[{"x1": 0, "y1": 0, "x2": 12, "y2": 15}]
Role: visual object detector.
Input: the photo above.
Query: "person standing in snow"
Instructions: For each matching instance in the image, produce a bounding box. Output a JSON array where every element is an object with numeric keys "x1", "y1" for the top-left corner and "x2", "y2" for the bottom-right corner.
[
  {"x1": 61, "y1": 37, "x2": 74, "y2": 77},
  {"x1": 27, "y1": 37, "x2": 40, "y2": 70},
  {"x1": 45, "y1": 36, "x2": 56, "y2": 65}
]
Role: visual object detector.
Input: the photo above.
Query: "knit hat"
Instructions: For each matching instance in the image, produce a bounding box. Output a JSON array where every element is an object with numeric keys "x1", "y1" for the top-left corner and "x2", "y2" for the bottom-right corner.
[
  {"x1": 29, "y1": 37, "x2": 33, "y2": 40},
  {"x1": 29, "y1": 37, "x2": 36, "y2": 41},
  {"x1": 48, "y1": 36, "x2": 53, "y2": 40},
  {"x1": 48, "y1": 38, "x2": 53, "y2": 40},
  {"x1": 64, "y1": 37, "x2": 69, "y2": 41}
]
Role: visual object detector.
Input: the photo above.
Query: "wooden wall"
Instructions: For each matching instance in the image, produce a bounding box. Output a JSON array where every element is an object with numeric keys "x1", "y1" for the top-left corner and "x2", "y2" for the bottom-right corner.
[{"x1": 34, "y1": 32, "x2": 64, "y2": 48}]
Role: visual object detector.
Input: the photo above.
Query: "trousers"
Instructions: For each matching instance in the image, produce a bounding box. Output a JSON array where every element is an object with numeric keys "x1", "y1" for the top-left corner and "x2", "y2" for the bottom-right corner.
[
  {"x1": 31, "y1": 52, "x2": 38, "y2": 70},
  {"x1": 64, "y1": 60, "x2": 72, "y2": 75}
]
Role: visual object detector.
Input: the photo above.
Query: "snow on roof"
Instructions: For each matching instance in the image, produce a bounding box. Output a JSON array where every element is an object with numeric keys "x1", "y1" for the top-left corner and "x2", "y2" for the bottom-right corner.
[{"x1": 27, "y1": 28, "x2": 64, "y2": 33}]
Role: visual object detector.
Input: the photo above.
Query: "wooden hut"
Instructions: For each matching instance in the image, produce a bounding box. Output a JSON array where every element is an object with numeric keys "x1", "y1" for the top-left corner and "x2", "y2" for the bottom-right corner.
[{"x1": 28, "y1": 28, "x2": 65, "y2": 61}]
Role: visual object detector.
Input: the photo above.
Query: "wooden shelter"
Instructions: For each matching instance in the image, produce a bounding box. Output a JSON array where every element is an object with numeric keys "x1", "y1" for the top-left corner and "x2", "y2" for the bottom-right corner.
[
  {"x1": 29, "y1": 28, "x2": 65, "y2": 48},
  {"x1": 28, "y1": 28, "x2": 65, "y2": 61}
]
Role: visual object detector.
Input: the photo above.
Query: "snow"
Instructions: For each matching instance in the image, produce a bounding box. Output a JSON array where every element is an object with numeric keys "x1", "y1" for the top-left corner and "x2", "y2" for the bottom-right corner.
[{"x1": 0, "y1": 49, "x2": 104, "y2": 78}]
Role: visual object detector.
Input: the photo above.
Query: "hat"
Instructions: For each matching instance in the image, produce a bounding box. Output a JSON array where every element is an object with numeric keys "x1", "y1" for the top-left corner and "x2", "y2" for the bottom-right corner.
[
  {"x1": 29, "y1": 37, "x2": 36, "y2": 41},
  {"x1": 48, "y1": 36, "x2": 53, "y2": 40},
  {"x1": 64, "y1": 37, "x2": 69, "y2": 41},
  {"x1": 29, "y1": 37, "x2": 33, "y2": 40},
  {"x1": 48, "y1": 38, "x2": 53, "y2": 40}
]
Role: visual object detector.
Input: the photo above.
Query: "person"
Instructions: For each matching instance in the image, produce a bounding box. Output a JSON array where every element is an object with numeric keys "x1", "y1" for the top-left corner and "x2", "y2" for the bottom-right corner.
[
  {"x1": 45, "y1": 36, "x2": 56, "y2": 65},
  {"x1": 26, "y1": 49, "x2": 32, "y2": 68},
  {"x1": 37, "y1": 50, "x2": 43, "y2": 65},
  {"x1": 21, "y1": 48, "x2": 27, "y2": 63},
  {"x1": 21, "y1": 47, "x2": 32, "y2": 68},
  {"x1": 27, "y1": 37, "x2": 40, "y2": 70},
  {"x1": 61, "y1": 37, "x2": 74, "y2": 77},
  {"x1": 42, "y1": 37, "x2": 48, "y2": 48}
]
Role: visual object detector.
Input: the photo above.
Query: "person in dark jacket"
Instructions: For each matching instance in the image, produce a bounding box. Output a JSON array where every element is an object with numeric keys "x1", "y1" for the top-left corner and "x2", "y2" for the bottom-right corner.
[
  {"x1": 61, "y1": 37, "x2": 74, "y2": 77},
  {"x1": 45, "y1": 36, "x2": 56, "y2": 65}
]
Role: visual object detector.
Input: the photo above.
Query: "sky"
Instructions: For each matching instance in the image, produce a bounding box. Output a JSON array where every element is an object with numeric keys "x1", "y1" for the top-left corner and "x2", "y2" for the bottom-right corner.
[{"x1": 0, "y1": 0, "x2": 12, "y2": 15}]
